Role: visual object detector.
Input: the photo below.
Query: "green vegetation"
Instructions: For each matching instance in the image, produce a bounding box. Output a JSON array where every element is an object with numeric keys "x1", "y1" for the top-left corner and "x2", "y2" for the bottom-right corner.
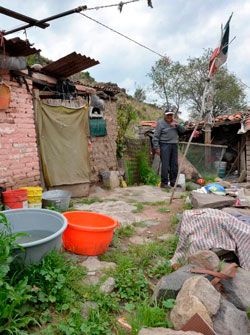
[
  {"x1": 132, "y1": 202, "x2": 145, "y2": 213},
  {"x1": 0, "y1": 209, "x2": 178, "y2": 334},
  {"x1": 74, "y1": 197, "x2": 103, "y2": 205},
  {"x1": 170, "y1": 214, "x2": 181, "y2": 227},
  {"x1": 158, "y1": 207, "x2": 170, "y2": 213},
  {"x1": 137, "y1": 148, "x2": 160, "y2": 186}
]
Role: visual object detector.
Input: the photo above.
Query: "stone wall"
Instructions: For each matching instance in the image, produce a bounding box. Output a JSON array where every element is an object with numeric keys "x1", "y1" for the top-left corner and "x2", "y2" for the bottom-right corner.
[
  {"x1": 89, "y1": 100, "x2": 118, "y2": 182},
  {"x1": 0, "y1": 75, "x2": 41, "y2": 189}
]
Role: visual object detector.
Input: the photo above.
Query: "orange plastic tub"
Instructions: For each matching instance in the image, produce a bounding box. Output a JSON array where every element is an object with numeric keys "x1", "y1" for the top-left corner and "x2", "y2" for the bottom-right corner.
[{"x1": 62, "y1": 211, "x2": 119, "y2": 256}]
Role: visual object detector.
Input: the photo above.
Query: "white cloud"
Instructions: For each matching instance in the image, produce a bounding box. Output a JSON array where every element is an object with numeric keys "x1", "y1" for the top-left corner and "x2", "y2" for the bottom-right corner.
[{"x1": 1, "y1": 0, "x2": 249, "y2": 110}]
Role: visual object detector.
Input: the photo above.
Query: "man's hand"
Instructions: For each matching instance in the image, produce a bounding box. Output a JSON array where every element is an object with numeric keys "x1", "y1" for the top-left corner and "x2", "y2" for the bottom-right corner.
[
  {"x1": 155, "y1": 148, "x2": 160, "y2": 156},
  {"x1": 170, "y1": 121, "x2": 178, "y2": 128}
]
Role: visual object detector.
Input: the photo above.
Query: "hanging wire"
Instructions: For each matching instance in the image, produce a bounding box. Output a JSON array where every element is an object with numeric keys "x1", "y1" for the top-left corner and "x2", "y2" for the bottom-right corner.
[
  {"x1": 86, "y1": 0, "x2": 140, "y2": 11},
  {"x1": 79, "y1": 12, "x2": 165, "y2": 58}
]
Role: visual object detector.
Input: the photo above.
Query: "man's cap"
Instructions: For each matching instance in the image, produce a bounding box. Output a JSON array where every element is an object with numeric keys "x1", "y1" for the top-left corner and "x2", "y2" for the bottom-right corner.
[{"x1": 164, "y1": 110, "x2": 174, "y2": 115}]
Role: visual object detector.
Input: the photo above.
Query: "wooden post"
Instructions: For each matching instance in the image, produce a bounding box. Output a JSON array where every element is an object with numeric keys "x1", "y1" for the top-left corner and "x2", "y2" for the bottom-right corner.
[{"x1": 204, "y1": 124, "x2": 212, "y2": 168}]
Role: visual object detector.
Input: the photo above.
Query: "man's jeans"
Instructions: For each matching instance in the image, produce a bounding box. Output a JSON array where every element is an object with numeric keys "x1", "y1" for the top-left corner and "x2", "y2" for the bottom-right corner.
[{"x1": 160, "y1": 143, "x2": 178, "y2": 186}]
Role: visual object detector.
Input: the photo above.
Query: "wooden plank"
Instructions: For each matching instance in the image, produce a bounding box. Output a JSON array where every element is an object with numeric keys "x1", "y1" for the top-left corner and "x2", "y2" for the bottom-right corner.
[
  {"x1": 32, "y1": 72, "x2": 57, "y2": 85},
  {"x1": 179, "y1": 142, "x2": 227, "y2": 149}
]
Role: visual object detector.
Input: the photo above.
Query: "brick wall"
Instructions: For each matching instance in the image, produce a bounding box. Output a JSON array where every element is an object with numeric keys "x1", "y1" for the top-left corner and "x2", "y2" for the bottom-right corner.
[
  {"x1": 246, "y1": 132, "x2": 250, "y2": 182},
  {"x1": 89, "y1": 100, "x2": 118, "y2": 182},
  {"x1": 0, "y1": 75, "x2": 41, "y2": 189}
]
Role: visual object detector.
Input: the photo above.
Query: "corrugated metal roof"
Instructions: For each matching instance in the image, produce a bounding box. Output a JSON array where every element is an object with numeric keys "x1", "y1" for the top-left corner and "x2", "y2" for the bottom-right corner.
[
  {"x1": 41, "y1": 52, "x2": 99, "y2": 78},
  {"x1": 2, "y1": 37, "x2": 40, "y2": 56}
]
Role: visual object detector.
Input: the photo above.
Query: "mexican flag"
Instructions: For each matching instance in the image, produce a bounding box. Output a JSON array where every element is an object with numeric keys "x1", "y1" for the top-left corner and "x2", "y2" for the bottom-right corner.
[{"x1": 209, "y1": 14, "x2": 232, "y2": 76}]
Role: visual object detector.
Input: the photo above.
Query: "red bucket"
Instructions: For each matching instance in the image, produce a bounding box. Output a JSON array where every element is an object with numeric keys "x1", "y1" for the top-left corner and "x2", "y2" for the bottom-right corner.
[{"x1": 2, "y1": 189, "x2": 28, "y2": 209}]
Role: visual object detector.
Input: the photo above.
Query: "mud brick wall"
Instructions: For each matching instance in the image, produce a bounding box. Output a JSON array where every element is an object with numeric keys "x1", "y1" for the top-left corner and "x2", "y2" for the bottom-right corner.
[
  {"x1": 124, "y1": 138, "x2": 151, "y2": 184},
  {"x1": 0, "y1": 75, "x2": 41, "y2": 189},
  {"x1": 89, "y1": 100, "x2": 118, "y2": 182},
  {"x1": 246, "y1": 132, "x2": 250, "y2": 182}
]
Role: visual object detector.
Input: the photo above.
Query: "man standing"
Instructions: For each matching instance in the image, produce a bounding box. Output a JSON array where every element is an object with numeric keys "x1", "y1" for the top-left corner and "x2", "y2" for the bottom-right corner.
[{"x1": 152, "y1": 110, "x2": 185, "y2": 188}]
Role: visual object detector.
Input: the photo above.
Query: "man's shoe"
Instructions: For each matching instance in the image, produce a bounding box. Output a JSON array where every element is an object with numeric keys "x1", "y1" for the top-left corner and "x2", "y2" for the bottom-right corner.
[{"x1": 161, "y1": 183, "x2": 171, "y2": 189}]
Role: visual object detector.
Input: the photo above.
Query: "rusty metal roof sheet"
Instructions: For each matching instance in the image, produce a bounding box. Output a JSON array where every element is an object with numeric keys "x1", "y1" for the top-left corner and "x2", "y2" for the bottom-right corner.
[
  {"x1": 2, "y1": 37, "x2": 40, "y2": 56},
  {"x1": 41, "y1": 52, "x2": 99, "y2": 78}
]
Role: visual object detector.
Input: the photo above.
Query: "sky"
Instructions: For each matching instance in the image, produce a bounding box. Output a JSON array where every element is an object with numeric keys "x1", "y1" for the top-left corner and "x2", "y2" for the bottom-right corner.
[{"x1": 1, "y1": 0, "x2": 250, "y2": 119}]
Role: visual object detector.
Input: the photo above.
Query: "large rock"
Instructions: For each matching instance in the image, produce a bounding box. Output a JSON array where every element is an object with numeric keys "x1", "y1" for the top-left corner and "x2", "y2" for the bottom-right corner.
[
  {"x1": 213, "y1": 298, "x2": 250, "y2": 335},
  {"x1": 178, "y1": 152, "x2": 200, "y2": 180},
  {"x1": 176, "y1": 276, "x2": 221, "y2": 316},
  {"x1": 152, "y1": 265, "x2": 203, "y2": 301},
  {"x1": 139, "y1": 328, "x2": 203, "y2": 335},
  {"x1": 170, "y1": 295, "x2": 213, "y2": 330},
  {"x1": 221, "y1": 268, "x2": 250, "y2": 311},
  {"x1": 188, "y1": 250, "x2": 220, "y2": 271},
  {"x1": 190, "y1": 192, "x2": 235, "y2": 209},
  {"x1": 81, "y1": 257, "x2": 116, "y2": 273},
  {"x1": 100, "y1": 277, "x2": 115, "y2": 294}
]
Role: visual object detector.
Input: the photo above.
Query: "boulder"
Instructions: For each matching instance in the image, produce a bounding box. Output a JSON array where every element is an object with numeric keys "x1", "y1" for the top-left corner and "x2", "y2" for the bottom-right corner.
[
  {"x1": 213, "y1": 298, "x2": 250, "y2": 335},
  {"x1": 100, "y1": 277, "x2": 116, "y2": 294},
  {"x1": 152, "y1": 265, "x2": 203, "y2": 301},
  {"x1": 176, "y1": 276, "x2": 221, "y2": 316},
  {"x1": 101, "y1": 170, "x2": 120, "y2": 189},
  {"x1": 170, "y1": 295, "x2": 213, "y2": 330},
  {"x1": 188, "y1": 250, "x2": 220, "y2": 271},
  {"x1": 190, "y1": 192, "x2": 235, "y2": 209},
  {"x1": 221, "y1": 268, "x2": 250, "y2": 311},
  {"x1": 178, "y1": 152, "x2": 200, "y2": 180},
  {"x1": 81, "y1": 257, "x2": 116, "y2": 273},
  {"x1": 139, "y1": 328, "x2": 203, "y2": 335}
]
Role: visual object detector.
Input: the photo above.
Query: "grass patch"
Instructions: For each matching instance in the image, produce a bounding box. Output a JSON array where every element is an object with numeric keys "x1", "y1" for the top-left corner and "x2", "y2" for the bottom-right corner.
[
  {"x1": 157, "y1": 207, "x2": 170, "y2": 213},
  {"x1": 74, "y1": 197, "x2": 103, "y2": 205},
  {"x1": 127, "y1": 302, "x2": 173, "y2": 334},
  {"x1": 183, "y1": 203, "x2": 193, "y2": 210},
  {"x1": 116, "y1": 225, "x2": 136, "y2": 238},
  {"x1": 132, "y1": 202, "x2": 144, "y2": 213},
  {"x1": 170, "y1": 214, "x2": 181, "y2": 227}
]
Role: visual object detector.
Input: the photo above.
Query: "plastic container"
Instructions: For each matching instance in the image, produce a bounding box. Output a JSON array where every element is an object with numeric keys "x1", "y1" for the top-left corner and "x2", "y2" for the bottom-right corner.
[
  {"x1": 21, "y1": 187, "x2": 42, "y2": 208},
  {"x1": 2, "y1": 189, "x2": 28, "y2": 209},
  {"x1": 0, "y1": 82, "x2": 11, "y2": 110},
  {"x1": 42, "y1": 190, "x2": 71, "y2": 211},
  {"x1": 63, "y1": 211, "x2": 119, "y2": 256},
  {"x1": 2, "y1": 208, "x2": 68, "y2": 264}
]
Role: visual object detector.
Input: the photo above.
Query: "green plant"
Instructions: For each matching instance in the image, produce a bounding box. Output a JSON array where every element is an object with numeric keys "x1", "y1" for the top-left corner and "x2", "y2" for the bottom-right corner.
[
  {"x1": 147, "y1": 260, "x2": 173, "y2": 279},
  {"x1": 158, "y1": 207, "x2": 170, "y2": 213},
  {"x1": 75, "y1": 197, "x2": 103, "y2": 205},
  {"x1": 137, "y1": 148, "x2": 160, "y2": 186},
  {"x1": 116, "y1": 102, "x2": 138, "y2": 158},
  {"x1": 0, "y1": 213, "x2": 36, "y2": 334},
  {"x1": 162, "y1": 298, "x2": 176, "y2": 309},
  {"x1": 26, "y1": 251, "x2": 86, "y2": 310},
  {"x1": 128, "y1": 302, "x2": 172, "y2": 334},
  {"x1": 132, "y1": 202, "x2": 144, "y2": 213},
  {"x1": 170, "y1": 214, "x2": 180, "y2": 227},
  {"x1": 247, "y1": 306, "x2": 250, "y2": 319},
  {"x1": 116, "y1": 225, "x2": 135, "y2": 238}
]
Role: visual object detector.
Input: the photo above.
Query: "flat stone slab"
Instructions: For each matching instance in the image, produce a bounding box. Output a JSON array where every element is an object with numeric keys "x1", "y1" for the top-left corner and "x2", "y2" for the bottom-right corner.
[
  {"x1": 75, "y1": 200, "x2": 142, "y2": 226},
  {"x1": 139, "y1": 328, "x2": 203, "y2": 335},
  {"x1": 190, "y1": 192, "x2": 235, "y2": 209},
  {"x1": 90, "y1": 185, "x2": 170, "y2": 204},
  {"x1": 81, "y1": 257, "x2": 116, "y2": 273},
  {"x1": 157, "y1": 233, "x2": 176, "y2": 241}
]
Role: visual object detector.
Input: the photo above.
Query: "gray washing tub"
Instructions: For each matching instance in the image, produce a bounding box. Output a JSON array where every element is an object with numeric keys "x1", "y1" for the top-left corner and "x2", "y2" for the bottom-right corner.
[{"x1": 2, "y1": 208, "x2": 68, "y2": 264}]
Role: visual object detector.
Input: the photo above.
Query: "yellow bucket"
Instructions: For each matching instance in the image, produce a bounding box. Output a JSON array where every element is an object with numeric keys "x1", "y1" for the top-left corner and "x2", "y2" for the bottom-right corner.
[{"x1": 20, "y1": 187, "x2": 42, "y2": 207}]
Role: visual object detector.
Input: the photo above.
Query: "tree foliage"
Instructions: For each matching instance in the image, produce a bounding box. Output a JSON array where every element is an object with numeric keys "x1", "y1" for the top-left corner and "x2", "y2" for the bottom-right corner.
[
  {"x1": 148, "y1": 58, "x2": 185, "y2": 115},
  {"x1": 134, "y1": 86, "x2": 146, "y2": 102},
  {"x1": 149, "y1": 49, "x2": 246, "y2": 118}
]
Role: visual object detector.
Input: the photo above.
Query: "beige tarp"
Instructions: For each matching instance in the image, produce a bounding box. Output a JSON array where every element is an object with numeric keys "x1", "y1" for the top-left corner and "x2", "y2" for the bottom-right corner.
[{"x1": 36, "y1": 99, "x2": 90, "y2": 187}]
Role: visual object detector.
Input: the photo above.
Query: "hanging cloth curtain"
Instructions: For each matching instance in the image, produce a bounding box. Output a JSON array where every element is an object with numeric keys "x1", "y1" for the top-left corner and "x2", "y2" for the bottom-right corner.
[
  {"x1": 0, "y1": 82, "x2": 11, "y2": 110},
  {"x1": 36, "y1": 99, "x2": 90, "y2": 187}
]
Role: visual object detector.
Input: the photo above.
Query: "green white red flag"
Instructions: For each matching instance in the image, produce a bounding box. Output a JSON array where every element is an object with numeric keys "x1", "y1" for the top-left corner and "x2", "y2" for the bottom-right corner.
[{"x1": 209, "y1": 14, "x2": 233, "y2": 77}]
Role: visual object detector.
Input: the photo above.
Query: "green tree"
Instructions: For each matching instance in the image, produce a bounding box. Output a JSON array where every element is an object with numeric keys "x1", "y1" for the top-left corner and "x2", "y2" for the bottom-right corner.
[
  {"x1": 27, "y1": 53, "x2": 51, "y2": 66},
  {"x1": 183, "y1": 49, "x2": 246, "y2": 118},
  {"x1": 134, "y1": 86, "x2": 146, "y2": 102},
  {"x1": 148, "y1": 58, "x2": 186, "y2": 115}
]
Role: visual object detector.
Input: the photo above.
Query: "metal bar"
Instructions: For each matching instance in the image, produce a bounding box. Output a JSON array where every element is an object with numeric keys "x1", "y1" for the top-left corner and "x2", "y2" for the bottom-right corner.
[
  {"x1": 0, "y1": 6, "x2": 49, "y2": 28},
  {"x1": 3, "y1": 5, "x2": 87, "y2": 36}
]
